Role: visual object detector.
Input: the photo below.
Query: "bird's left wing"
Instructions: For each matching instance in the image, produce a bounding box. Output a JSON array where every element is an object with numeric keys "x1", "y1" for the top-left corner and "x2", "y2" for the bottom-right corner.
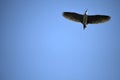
[{"x1": 87, "y1": 15, "x2": 110, "y2": 24}]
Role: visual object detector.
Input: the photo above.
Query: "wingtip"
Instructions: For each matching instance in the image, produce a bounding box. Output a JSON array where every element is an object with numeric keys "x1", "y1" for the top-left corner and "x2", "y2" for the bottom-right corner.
[
  {"x1": 62, "y1": 12, "x2": 70, "y2": 18},
  {"x1": 108, "y1": 16, "x2": 111, "y2": 20}
]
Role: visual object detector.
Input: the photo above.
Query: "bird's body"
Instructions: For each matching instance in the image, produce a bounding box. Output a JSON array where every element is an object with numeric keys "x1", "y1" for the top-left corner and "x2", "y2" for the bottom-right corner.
[
  {"x1": 63, "y1": 10, "x2": 110, "y2": 29},
  {"x1": 83, "y1": 10, "x2": 88, "y2": 29}
]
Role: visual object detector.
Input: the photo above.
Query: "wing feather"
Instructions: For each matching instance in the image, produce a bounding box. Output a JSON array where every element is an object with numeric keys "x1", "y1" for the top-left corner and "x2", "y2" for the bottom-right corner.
[
  {"x1": 63, "y1": 12, "x2": 83, "y2": 23},
  {"x1": 87, "y1": 15, "x2": 110, "y2": 24}
]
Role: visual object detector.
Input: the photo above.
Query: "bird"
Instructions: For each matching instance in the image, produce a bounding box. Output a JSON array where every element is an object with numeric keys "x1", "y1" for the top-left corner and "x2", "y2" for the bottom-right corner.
[{"x1": 63, "y1": 10, "x2": 111, "y2": 29}]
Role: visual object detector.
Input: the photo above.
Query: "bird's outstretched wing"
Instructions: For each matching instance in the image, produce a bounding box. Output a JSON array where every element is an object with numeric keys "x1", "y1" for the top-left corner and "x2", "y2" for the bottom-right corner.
[
  {"x1": 87, "y1": 15, "x2": 110, "y2": 24},
  {"x1": 63, "y1": 12, "x2": 83, "y2": 23}
]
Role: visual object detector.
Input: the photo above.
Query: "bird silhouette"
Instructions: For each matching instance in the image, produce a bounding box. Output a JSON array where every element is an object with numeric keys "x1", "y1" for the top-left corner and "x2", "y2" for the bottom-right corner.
[{"x1": 63, "y1": 10, "x2": 111, "y2": 29}]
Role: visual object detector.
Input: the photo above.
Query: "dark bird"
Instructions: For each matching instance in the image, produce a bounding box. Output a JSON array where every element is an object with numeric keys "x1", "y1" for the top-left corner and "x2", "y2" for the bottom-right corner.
[{"x1": 63, "y1": 10, "x2": 111, "y2": 29}]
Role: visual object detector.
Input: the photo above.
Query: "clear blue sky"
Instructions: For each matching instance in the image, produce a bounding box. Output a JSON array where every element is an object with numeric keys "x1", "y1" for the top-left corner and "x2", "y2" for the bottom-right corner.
[{"x1": 1, "y1": 0, "x2": 120, "y2": 80}]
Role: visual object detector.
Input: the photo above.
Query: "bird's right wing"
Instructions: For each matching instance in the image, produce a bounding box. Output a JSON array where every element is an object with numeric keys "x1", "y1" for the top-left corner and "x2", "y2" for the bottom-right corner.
[
  {"x1": 63, "y1": 12, "x2": 83, "y2": 23},
  {"x1": 87, "y1": 15, "x2": 110, "y2": 24}
]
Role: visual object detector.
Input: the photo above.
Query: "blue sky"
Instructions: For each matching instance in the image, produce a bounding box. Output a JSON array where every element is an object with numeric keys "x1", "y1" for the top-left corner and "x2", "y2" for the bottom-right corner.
[{"x1": 1, "y1": 0, "x2": 120, "y2": 80}]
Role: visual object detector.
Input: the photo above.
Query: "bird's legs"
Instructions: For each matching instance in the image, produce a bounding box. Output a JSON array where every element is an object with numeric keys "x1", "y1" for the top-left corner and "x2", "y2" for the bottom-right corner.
[{"x1": 83, "y1": 24, "x2": 87, "y2": 29}]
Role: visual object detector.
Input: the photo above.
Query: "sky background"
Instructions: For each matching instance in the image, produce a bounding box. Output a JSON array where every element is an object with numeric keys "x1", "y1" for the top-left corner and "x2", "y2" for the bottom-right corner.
[{"x1": 1, "y1": 0, "x2": 120, "y2": 80}]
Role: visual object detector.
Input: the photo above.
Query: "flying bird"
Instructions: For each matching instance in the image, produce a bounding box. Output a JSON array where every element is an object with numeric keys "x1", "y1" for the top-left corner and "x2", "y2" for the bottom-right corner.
[{"x1": 63, "y1": 10, "x2": 111, "y2": 29}]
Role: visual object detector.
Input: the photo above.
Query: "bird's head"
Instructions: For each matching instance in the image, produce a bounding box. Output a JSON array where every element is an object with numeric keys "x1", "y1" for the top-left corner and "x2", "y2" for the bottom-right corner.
[{"x1": 84, "y1": 9, "x2": 88, "y2": 15}]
